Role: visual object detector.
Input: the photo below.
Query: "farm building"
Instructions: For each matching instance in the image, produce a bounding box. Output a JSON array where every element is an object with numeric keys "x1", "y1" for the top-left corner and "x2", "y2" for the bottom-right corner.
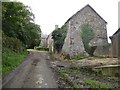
[
  {"x1": 62, "y1": 4, "x2": 109, "y2": 58},
  {"x1": 110, "y1": 28, "x2": 120, "y2": 59}
]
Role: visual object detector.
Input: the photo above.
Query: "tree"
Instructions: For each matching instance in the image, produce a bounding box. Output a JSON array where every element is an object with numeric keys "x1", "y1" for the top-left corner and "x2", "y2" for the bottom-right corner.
[
  {"x1": 52, "y1": 25, "x2": 67, "y2": 53},
  {"x1": 2, "y1": 2, "x2": 41, "y2": 49},
  {"x1": 2, "y1": 2, "x2": 34, "y2": 36},
  {"x1": 22, "y1": 22, "x2": 41, "y2": 48}
]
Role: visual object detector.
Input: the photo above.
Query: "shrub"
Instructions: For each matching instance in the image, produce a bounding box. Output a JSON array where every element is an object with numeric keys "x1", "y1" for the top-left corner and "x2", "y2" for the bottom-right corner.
[
  {"x1": 2, "y1": 33, "x2": 24, "y2": 52},
  {"x1": 52, "y1": 25, "x2": 67, "y2": 53}
]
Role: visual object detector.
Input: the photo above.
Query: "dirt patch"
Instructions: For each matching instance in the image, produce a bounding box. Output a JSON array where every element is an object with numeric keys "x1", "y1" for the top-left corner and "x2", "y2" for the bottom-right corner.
[
  {"x1": 71, "y1": 57, "x2": 119, "y2": 67},
  {"x1": 32, "y1": 59, "x2": 40, "y2": 66},
  {"x1": 49, "y1": 56, "x2": 119, "y2": 88}
]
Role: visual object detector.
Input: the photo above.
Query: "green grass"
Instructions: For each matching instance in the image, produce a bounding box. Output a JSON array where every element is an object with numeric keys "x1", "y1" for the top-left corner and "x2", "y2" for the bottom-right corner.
[
  {"x1": 59, "y1": 69, "x2": 69, "y2": 79},
  {"x1": 69, "y1": 67, "x2": 81, "y2": 74},
  {"x1": 72, "y1": 56, "x2": 87, "y2": 61},
  {"x1": 84, "y1": 79, "x2": 111, "y2": 89},
  {"x1": 107, "y1": 77, "x2": 119, "y2": 82},
  {"x1": 73, "y1": 84, "x2": 82, "y2": 88},
  {"x1": 0, "y1": 64, "x2": 2, "y2": 76},
  {"x1": 2, "y1": 49, "x2": 28, "y2": 77},
  {"x1": 59, "y1": 67, "x2": 81, "y2": 75}
]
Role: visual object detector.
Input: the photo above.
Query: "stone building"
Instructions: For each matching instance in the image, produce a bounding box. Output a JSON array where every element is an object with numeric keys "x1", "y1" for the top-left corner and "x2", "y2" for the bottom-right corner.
[
  {"x1": 40, "y1": 34, "x2": 48, "y2": 48},
  {"x1": 110, "y1": 28, "x2": 120, "y2": 59},
  {"x1": 62, "y1": 4, "x2": 109, "y2": 58},
  {"x1": 46, "y1": 25, "x2": 60, "y2": 52},
  {"x1": 46, "y1": 33, "x2": 54, "y2": 52}
]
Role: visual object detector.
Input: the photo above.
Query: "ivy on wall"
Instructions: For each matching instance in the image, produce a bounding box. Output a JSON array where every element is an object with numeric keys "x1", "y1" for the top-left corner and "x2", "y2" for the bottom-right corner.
[{"x1": 81, "y1": 24, "x2": 95, "y2": 56}]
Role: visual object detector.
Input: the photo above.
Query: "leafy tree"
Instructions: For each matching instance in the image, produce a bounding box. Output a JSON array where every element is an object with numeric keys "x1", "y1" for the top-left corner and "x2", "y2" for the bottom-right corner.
[
  {"x1": 22, "y1": 22, "x2": 41, "y2": 48},
  {"x1": 52, "y1": 25, "x2": 67, "y2": 53},
  {"x1": 2, "y1": 2, "x2": 34, "y2": 36},
  {"x1": 81, "y1": 24, "x2": 95, "y2": 56},
  {"x1": 2, "y1": 2, "x2": 41, "y2": 49},
  {"x1": 2, "y1": 2, "x2": 41, "y2": 77}
]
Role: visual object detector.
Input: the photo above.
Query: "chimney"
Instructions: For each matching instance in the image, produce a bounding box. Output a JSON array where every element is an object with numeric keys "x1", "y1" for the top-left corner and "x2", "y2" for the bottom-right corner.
[{"x1": 55, "y1": 25, "x2": 59, "y2": 30}]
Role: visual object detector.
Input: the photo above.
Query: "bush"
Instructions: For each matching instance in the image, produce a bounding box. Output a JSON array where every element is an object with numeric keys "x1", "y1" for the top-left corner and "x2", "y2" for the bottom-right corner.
[
  {"x1": 52, "y1": 25, "x2": 67, "y2": 53},
  {"x1": 2, "y1": 33, "x2": 24, "y2": 52}
]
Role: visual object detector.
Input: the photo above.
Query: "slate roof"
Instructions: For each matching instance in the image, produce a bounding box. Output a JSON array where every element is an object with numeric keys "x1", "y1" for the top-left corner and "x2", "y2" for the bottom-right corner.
[
  {"x1": 65, "y1": 4, "x2": 107, "y2": 24},
  {"x1": 109, "y1": 28, "x2": 120, "y2": 39},
  {"x1": 113, "y1": 28, "x2": 120, "y2": 36}
]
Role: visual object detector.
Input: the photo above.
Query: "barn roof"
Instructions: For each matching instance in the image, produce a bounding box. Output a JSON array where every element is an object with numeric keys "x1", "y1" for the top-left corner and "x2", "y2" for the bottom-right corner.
[
  {"x1": 113, "y1": 28, "x2": 120, "y2": 36},
  {"x1": 65, "y1": 4, "x2": 107, "y2": 24},
  {"x1": 109, "y1": 28, "x2": 120, "y2": 39}
]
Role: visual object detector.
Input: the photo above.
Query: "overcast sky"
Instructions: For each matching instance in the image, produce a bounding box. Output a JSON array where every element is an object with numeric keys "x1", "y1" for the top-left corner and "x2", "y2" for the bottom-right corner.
[{"x1": 18, "y1": 0, "x2": 119, "y2": 42}]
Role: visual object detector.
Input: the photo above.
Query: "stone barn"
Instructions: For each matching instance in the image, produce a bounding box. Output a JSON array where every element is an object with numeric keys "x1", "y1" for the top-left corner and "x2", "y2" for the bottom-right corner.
[
  {"x1": 110, "y1": 28, "x2": 120, "y2": 59},
  {"x1": 40, "y1": 34, "x2": 48, "y2": 48},
  {"x1": 46, "y1": 33, "x2": 54, "y2": 53},
  {"x1": 62, "y1": 4, "x2": 109, "y2": 58}
]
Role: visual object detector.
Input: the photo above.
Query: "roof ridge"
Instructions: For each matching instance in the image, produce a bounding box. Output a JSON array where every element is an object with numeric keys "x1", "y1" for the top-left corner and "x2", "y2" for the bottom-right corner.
[{"x1": 65, "y1": 4, "x2": 107, "y2": 24}]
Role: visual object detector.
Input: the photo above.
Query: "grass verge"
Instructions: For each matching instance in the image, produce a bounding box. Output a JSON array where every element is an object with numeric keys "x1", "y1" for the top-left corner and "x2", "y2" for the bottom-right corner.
[
  {"x1": 2, "y1": 49, "x2": 28, "y2": 77},
  {"x1": 72, "y1": 55, "x2": 87, "y2": 61},
  {"x1": 84, "y1": 79, "x2": 111, "y2": 88}
]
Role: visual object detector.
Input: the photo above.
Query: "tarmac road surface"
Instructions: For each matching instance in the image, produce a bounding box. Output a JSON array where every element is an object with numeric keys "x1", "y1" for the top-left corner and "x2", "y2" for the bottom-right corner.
[{"x1": 2, "y1": 52, "x2": 58, "y2": 88}]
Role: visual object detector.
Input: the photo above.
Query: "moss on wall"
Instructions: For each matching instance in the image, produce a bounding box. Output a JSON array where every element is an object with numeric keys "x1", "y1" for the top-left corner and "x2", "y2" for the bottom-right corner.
[{"x1": 81, "y1": 24, "x2": 95, "y2": 56}]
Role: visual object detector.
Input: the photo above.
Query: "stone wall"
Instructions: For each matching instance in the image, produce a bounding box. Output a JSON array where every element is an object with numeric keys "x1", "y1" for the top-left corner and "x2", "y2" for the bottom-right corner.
[
  {"x1": 40, "y1": 34, "x2": 48, "y2": 48},
  {"x1": 62, "y1": 5, "x2": 108, "y2": 58},
  {"x1": 47, "y1": 33, "x2": 54, "y2": 53}
]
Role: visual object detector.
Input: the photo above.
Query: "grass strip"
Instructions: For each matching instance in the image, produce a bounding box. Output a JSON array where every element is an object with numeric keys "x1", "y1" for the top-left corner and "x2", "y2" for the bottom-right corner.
[
  {"x1": 2, "y1": 50, "x2": 28, "y2": 77},
  {"x1": 84, "y1": 79, "x2": 111, "y2": 89}
]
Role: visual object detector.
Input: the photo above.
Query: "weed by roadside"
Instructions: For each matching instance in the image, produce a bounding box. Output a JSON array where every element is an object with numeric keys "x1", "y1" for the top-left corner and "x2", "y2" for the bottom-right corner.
[
  {"x1": 84, "y1": 79, "x2": 111, "y2": 88},
  {"x1": 72, "y1": 56, "x2": 87, "y2": 61},
  {"x1": 58, "y1": 67, "x2": 82, "y2": 88},
  {"x1": 2, "y1": 48, "x2": 28, "y2": 77}
]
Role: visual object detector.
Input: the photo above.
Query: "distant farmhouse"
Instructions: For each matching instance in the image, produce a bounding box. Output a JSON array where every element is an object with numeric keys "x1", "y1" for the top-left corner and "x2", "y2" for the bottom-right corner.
[
  {"x1": 46, "y1": 33, "x2": 54, "y2": 52},
  {"x1": 40, "y1": 34, "x2": 48, "y2": 48},
  {"x1": 110, "y1": 28, "x2": 120, "y2": 59},
  {"x1": 62, "y1": 4, "x2": 109, "y2": 58}
]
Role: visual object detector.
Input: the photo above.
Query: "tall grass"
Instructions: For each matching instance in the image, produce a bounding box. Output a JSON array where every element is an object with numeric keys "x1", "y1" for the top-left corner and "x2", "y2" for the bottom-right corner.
[{"x1": 2, "y1": 48, "x2": 28, "y2": 77}]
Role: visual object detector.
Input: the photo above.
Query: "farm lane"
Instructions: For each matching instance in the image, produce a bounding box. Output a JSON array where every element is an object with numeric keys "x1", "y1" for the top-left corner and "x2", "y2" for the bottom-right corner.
[{"x1": 2, "y1": 52, "x2": 58, "y2": 88}]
